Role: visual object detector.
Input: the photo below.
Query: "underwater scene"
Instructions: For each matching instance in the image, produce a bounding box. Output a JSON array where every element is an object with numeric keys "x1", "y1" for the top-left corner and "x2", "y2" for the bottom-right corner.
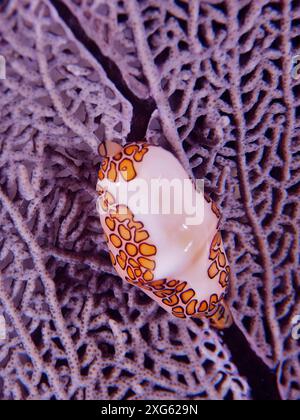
[{"x1": 0, "y1": 0, "x2": 299, "y2": 402}]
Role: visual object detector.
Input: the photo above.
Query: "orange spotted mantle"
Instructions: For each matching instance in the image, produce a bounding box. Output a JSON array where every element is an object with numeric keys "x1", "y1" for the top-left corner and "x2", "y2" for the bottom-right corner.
[{"x1": 97, "y1": 141, "x2": 231, "y2": 322}]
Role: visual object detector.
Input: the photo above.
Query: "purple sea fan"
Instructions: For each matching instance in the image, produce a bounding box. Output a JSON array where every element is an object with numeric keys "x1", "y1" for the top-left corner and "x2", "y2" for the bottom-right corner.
[{"x1": 0, "y1": 0, "x2": 299, "y2": 401}]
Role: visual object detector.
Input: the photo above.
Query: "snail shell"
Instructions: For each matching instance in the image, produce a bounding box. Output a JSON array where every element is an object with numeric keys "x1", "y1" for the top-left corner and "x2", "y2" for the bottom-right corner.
[{"x1": 96, "y1": 141, "x2": 232, "y2": 329}]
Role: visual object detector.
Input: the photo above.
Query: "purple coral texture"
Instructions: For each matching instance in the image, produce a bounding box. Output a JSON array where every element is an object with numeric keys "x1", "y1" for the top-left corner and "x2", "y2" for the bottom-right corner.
[{"x1": 0, "y1": 0, "x2": 299, "y2": 401}]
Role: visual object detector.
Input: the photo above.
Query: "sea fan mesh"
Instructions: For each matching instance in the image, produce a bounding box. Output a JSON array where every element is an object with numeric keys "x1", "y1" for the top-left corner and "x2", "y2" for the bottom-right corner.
[{"x1": 0, "y1": 0, "x2": 299, "y2": 400}]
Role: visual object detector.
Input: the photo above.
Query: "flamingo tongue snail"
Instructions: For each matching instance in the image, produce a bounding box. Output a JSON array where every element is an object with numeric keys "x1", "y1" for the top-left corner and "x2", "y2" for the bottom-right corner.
[{"x1": 96, "y1": 140, "x2": 233, "y2": 329}]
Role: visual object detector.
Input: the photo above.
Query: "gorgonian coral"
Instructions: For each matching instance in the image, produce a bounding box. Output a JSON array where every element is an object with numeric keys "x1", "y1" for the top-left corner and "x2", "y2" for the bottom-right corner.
[{"x1": 0, "y1": 0, "x2": 299, "y2": 400}]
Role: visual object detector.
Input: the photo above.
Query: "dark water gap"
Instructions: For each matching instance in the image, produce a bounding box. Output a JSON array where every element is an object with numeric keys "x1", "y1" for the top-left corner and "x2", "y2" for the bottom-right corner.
[
  {"x1": 50, "y1": 0, "x2": 156, "y2": 142},
  {"x1": 221, "y1": 323, "x2": 281, "y2": 400}
]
